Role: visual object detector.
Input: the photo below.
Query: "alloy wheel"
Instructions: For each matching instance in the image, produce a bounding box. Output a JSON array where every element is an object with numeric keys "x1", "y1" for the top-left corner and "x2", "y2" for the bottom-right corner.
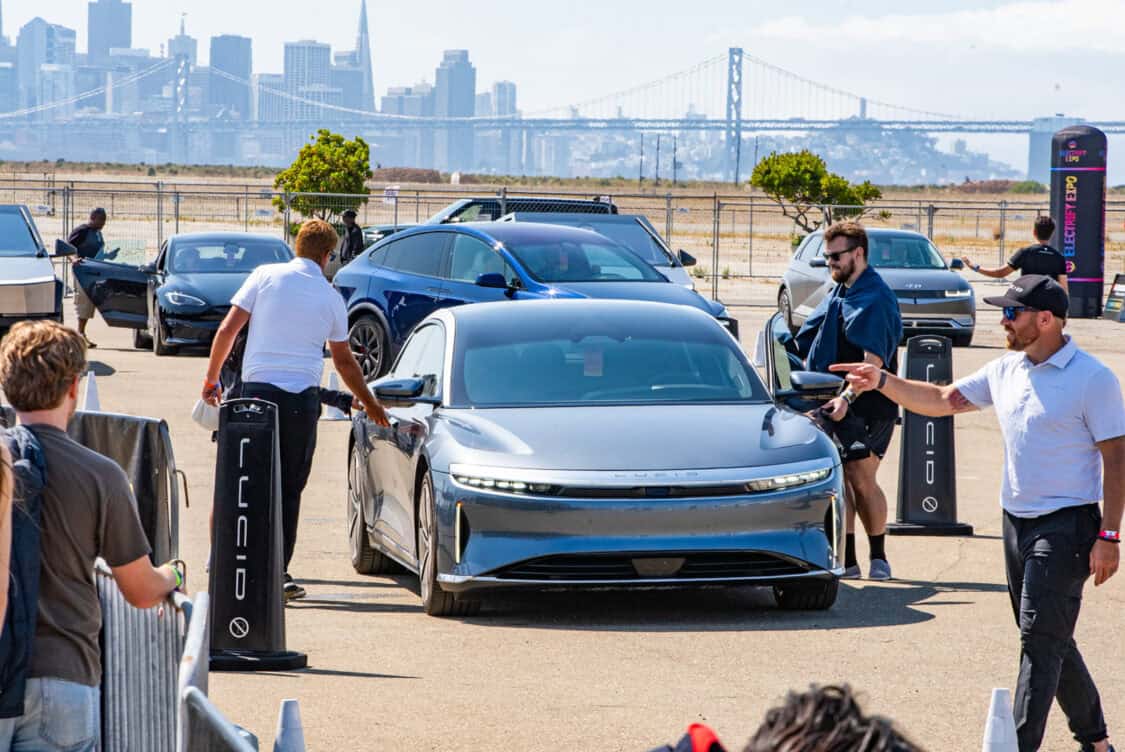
[{"x1": 349, "y1": 318, "x2": 384, "y2": 379}]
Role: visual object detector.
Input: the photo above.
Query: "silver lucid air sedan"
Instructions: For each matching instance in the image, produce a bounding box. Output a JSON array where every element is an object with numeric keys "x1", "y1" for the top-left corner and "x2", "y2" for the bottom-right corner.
[
  {"x1": 346, "y1": 298, "x2": 846, "y2": 616},
  {"x1": 778, "y1": 228, "x2": 976, "y2": 346}
]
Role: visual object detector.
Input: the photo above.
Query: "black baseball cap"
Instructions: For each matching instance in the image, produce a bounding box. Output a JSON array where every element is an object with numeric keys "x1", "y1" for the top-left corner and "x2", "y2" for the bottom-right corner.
[
  {"x1": 341, "y1": 209, "x2": 357, "y2": 218},
  {"x1": 983, "y1": 274, "x2": 1069, "y2": 318}
]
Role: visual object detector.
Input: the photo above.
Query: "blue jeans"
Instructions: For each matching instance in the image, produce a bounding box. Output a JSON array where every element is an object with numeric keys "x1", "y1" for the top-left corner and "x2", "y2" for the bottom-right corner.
[{"x1": 0, "y1": 678, "x2": 100, "y2": 752}]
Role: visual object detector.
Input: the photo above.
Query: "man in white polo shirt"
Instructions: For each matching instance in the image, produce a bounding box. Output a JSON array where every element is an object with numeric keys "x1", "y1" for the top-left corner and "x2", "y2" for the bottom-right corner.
[
  {"x1": 202, "y1": 219, "x2": 389, "y2": 601},
  {"x1": 832, "y1": 275, "x2": 1123, "y2": 752}
]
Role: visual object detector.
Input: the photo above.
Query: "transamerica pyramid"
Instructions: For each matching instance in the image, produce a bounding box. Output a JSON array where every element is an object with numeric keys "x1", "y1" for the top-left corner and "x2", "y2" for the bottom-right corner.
[{"x1": 356, "y1": 0, "x2": 375, "y2": 112}]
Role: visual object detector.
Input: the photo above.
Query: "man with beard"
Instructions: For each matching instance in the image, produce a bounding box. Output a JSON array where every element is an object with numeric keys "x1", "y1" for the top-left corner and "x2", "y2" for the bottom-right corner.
[
  {"x1": 831, "y1": 275, "x2": 1123, "y2": 752},
  {"x1": 793, "y1": 221, "x2": 902, "y2": 581}
]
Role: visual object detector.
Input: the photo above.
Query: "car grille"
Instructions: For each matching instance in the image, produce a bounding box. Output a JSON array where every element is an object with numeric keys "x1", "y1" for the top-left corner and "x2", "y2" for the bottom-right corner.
[
  {"x1": 557, "y1": 484, "x2": 751, "y2": 499},
  {"x1": 903, "y1": 319, "x2": 955, "y2": 328},
  {"x1": 0, "y1": 280, "x2": 54, "y2": 316},
  {"x1": 895, "y1": 289, "x2": 946, "y2": 299},
  {"x1": 495, "y1": 552, "x2": 811, "y2": 581}
]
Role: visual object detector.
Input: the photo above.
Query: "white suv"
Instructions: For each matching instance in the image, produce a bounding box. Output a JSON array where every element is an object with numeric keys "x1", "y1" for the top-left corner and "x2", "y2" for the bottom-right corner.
[{"x1": 0, "y1": 205, "x2": 67, "y2": 329}]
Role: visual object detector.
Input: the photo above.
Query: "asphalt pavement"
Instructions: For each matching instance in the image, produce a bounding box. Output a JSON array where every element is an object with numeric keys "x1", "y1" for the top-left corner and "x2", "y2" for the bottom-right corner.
[{"x1": 77, "y1": 298, "x2": 1125, "y2": 751}]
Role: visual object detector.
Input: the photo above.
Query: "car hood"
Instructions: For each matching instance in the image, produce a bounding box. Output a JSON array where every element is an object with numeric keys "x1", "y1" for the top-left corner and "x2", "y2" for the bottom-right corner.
[
  {"x1": 547, "y1": 281, "x2": 716, "y2": 314},
  {"x1": 161, "y1": 272, "x2": 249, "y2": 304},
  {"x1": 430, "y1": 404, "x2": 836, "y2": 472},
  {"x1": 874, "y1": 267, "x2": 970, "y2": 293},
  {"x1": 0, "y1": 255, "x2": 54, "y2": 285}
]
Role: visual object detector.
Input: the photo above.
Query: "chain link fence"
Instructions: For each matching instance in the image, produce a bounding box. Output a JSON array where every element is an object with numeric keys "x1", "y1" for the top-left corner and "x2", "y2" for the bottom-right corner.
[{"x1": 13, "y1": 179, "x2": 1125, "y2": 307}]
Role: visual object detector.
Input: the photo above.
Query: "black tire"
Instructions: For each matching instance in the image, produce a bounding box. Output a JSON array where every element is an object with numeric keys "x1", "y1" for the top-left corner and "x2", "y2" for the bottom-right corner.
[
  {"x1": 773, "y1": 577, "x2": 839, "y2": 610},
  {"x1": 952, "y1": 332, "x2": 974, "y2": 348},
  {"x1": 416, "y1": 472, "x2": 480, "y2": 617},
  {"x1": 778, "y1": 287, "x2": 798, "y2": 335},
  {"x1": 133, "y1": 328, "x2": 152, "y2": 350},
  {"x1": 349, "y1": 314, "x2": 388, "y2": 380},
  {"x1": 153, "y1": 313, "x2": 178, "y2": 356},
  {"x1": 347, "y1": 441, "x2": 398, "y2": 574}
]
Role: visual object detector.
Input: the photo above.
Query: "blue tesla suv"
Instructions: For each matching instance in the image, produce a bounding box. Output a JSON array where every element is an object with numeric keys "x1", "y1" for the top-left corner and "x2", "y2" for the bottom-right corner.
[{"x1": 334, "y1": 223, "x2": 738, "y2": 378}]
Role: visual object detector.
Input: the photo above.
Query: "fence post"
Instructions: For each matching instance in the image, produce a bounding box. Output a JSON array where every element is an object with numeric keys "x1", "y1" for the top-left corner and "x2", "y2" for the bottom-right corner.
[
  {"x1": 283, "y1": 192, "x2": 293, "y2": 244},
  {"x1": 414, "y1": 190, "x2": 420, "y2": 223},
  {"x1": 244, "y1": 186, "x2": 250, "y2": 232},
  {"x1": 174, "y1": 191, "x2": 181, "y2": 235},
  {"x1": 664, "y1": 193, "x2": 673, "y2": 246},
  {"x1": 916, "y1": 200, "x2": 923, "y2": 233},
  {"x1": 393, "y1": 195, "x2": 399, "y2": 229},
  {"x1": 156, "y1": 182, "x2": 164, "y2": 250},
  {"x1": 499, "y1": 186, "x2": 508, "y2": 216},
  {"x1": 998, "y1": 200, "x2": 1008, "y2": 264},
  {"x1": 711, "y1": 193, "x2": 720, "y2": 300},
  {"x1": 926, "y1": 204, "x2": 936, "y2": 240},
  {"x1": 748, "y1": 196, "x2": 754, "y2": 277}
]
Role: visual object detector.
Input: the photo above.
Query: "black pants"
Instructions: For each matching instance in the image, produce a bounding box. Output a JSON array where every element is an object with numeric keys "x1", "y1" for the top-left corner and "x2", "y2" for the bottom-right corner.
[
  {"x1": 1003, "y1": 504, "x2": 1107, "y2": 751},
  {"x1": 239, "y1": 382, "x2": 320, "y2": 572}
]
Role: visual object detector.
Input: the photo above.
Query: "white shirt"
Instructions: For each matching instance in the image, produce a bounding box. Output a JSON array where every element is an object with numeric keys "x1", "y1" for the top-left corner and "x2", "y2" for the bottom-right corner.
[
  {"x1": 230, "y1": 257, "x2": 348, "y2": 393},
  {"x1": 954, "y1": 336, "x2": 1125, "y2": 518}
]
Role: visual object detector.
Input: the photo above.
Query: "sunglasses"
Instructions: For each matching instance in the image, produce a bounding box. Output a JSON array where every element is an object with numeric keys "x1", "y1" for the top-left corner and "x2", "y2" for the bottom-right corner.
[
  {"x1": 1002, "y1": 306, "x2": 1039, "y2": 321},
  {"x1": 824, "y1": 247, "x2": 859, "y2": 263}
]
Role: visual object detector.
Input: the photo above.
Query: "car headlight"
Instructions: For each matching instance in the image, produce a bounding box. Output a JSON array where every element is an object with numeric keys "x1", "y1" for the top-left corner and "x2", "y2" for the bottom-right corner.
[
  {"x1": 164, "y1": 291, "x2": 208, "y2": 307},
  {"x1": 452, "y1": 473, "x2": 557, "y2": 495},
  {"x1": 745, "y1": 467, "x2": 831, "y2": 493},
  {"x1": 944, "y1": 289, "x2": 972, "y2": 298}
]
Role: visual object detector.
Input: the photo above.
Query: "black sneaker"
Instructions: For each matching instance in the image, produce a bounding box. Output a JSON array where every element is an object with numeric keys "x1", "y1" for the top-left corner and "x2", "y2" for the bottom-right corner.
[
  {"x1": 283, "y1": 573, "x2": 306, "y2": 602},
  {"x1": 1079, "y1": 744, "x2": 1115, "y2": 752}
]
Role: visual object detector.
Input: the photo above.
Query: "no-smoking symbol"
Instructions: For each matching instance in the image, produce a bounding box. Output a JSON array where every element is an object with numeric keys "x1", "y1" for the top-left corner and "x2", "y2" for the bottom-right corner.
[
  {"x1": 229, "y1": 617, "x2": 250, "y2": 639},
  {"x1": 922, "y1": 496, "x2": 939, "y2": 514}
]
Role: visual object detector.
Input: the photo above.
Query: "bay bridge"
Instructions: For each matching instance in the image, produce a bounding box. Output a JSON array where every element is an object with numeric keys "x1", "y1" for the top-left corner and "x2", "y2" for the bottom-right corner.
[{"x1": 4, "y1": 47, "x2": 1119, "y2": 179}]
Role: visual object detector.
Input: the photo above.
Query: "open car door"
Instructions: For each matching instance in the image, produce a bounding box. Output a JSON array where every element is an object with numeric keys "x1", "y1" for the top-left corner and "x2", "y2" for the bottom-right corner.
[
  {"x1": 756, "y1": 312, "x2": 843, "y2": 413},
  {"x1": 71, "y1": 259, "x2": 149, "y2": 329}
]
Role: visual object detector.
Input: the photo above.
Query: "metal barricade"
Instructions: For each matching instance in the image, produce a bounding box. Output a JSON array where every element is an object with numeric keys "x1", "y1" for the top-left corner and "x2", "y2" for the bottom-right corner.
[
  {"x1": 181, "y1": 688, "x2": 257, "y2": 752},
  {"x1": 96, "y1": 562, "x2": 191, "y2": 752}
]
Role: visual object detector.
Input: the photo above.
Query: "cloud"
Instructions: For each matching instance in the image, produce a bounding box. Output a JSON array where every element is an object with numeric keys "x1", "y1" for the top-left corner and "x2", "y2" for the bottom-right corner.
[{"x1": 756, "y1": 0, "x2": 1125, "y2": 55}]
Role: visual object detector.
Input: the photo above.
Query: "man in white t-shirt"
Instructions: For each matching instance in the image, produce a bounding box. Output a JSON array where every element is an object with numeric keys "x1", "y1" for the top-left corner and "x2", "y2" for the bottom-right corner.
[
  {"x1": 202, "y1": 219, "x2": 389, "y2": 601},
  {"x1": 832, "y1": 275, "x2": 1123, "y2": 752}
]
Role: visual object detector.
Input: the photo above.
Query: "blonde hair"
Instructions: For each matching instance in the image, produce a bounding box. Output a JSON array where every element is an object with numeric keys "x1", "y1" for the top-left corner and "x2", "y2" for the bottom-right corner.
[
  {"x1": 0, "y1": 321, "x2": 86, "y2": 411},
  {"x1": 295, "y1": 219, "x2": 339, "y2": 263}
]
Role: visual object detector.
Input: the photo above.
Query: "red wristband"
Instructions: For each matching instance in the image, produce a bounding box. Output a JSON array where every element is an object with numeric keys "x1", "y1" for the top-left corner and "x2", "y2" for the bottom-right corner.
[{"x1": 1098, "y1": 529, "x2": 1120, "y2": 543}]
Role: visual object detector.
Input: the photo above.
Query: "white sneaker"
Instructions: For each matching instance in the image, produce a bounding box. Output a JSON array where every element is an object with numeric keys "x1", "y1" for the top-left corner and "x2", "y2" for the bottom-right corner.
[{"x1": 868, "y1": 559, "x2": 893, "y2": 581}]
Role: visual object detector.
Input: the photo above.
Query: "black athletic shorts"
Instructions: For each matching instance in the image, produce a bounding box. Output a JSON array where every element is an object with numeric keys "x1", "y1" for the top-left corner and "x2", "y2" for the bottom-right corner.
[{"x1": 827, "y1": 411, "x2": 896, "y2": 463}]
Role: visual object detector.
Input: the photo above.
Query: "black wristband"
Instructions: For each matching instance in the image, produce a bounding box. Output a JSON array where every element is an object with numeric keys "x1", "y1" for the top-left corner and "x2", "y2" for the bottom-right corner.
[{"x1": 877, "y1": 370, "x2": 888, "y2": 390}]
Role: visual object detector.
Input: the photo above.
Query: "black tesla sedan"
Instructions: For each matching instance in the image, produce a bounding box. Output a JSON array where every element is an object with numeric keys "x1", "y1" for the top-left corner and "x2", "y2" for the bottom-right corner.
[{"x1": 73, "y1": 232, "x2": 293, "y2": 355}]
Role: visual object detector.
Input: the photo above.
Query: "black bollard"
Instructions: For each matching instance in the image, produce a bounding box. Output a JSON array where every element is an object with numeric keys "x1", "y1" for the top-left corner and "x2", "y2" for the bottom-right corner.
[
  {"x1": 887, "y1": 336, "x2": 973, "y2": 536},
  {"x1": 209, "y1": 398, "x2": 307, "y2": 671}
]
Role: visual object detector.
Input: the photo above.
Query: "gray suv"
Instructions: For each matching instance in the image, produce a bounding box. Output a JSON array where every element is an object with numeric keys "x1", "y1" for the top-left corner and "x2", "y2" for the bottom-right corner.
[{"x1": 778, "y1": 228, "x2": 975, "y2": 346}]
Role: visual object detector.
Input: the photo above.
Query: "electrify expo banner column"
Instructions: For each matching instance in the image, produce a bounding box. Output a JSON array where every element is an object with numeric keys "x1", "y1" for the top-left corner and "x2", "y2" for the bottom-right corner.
[{"x1": 1051, "y1": 125, "x2": 1108, "y2": 318}]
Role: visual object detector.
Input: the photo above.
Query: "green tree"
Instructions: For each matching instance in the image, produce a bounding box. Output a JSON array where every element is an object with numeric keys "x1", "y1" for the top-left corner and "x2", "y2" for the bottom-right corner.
[
  {"x1": 750, "y1": 150, "x2": 883, "y2": 233},
  {"x1": 272, "y1": 129, "x2": 372, "y2": 225}
]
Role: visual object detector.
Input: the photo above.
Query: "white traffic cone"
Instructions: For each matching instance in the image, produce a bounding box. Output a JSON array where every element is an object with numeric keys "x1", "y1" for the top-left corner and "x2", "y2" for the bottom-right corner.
[
  {"x1": 320, "y1": 371, "x2": 348, "y2": 421},
  {"x1": 981, "y1": 688, "x2": 1018, "y2": 752},
  {"x1": 82, "y1": 370, "x2": 101, "y2": 412},
  {"x1": 273, "y1": 698, "x2": 306, "y2": 752}
]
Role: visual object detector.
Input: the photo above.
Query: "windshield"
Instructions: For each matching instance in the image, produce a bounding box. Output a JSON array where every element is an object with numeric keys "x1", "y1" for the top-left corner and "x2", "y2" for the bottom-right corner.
[
  {"x1": 531, "y1": 219, "x2": 673, "y2": 267},
  {"x1": 868, "y1": 235, "x2": 947, "y2": 269},
  {"x1": 453, "y1": 315, "x2": 767, "y2": 407},
  {"x1": 169, "y1": 239, "x2": 292, "y2": 274},
  {"x1": 0, "y1": 209, "x2": 40, "y2": 257},
  {"x1": 502, "y1": 237, "x2": 666, "y2": 283}
]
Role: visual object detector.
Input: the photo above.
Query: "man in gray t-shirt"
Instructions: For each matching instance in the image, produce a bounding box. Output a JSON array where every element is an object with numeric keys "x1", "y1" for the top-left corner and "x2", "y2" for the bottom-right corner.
[
  {"x1": 833, "y1": 276, "x2": 1122, "y2": 752},
  {"x1": 0, "y1": 321, "x2": 185, "y2": 752}
]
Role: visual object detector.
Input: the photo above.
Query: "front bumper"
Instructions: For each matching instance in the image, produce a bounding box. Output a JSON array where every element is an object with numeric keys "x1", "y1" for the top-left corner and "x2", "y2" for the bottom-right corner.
[
  {"x1": 0, "y1": 311, "x2": 62, "y2": 328},
  {"x1": 162, "y1": 306, "x2": 228, "y2": 346},
  {"x1": 431, "y1": 461, "x2": 844, "y2": 593}
]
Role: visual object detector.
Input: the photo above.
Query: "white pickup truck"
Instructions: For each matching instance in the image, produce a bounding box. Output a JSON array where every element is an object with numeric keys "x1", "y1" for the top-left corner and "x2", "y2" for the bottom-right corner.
[{"x1": 0, "y1": 204, "x2": 68, "y2": 329}]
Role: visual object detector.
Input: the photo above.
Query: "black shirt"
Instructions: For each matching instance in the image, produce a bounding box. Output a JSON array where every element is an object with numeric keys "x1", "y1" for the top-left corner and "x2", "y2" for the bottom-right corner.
[
  {"x1": 341, "y1": 223, "x2": 365, "y2": 263},
  {"x1": 67, "y1": 223, "x2": 104, "y2": 260},
  {"x1": 1008, "y1": 243, "x2": 1067, "y2": 280},
  {"x1": 834, "y1": 294, "x2": 899, "y2": 421}
]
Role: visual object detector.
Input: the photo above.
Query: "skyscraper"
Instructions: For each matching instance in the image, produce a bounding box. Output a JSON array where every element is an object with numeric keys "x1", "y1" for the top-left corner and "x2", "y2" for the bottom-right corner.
[
  {"x1": 284, "y1": 40, "x2": 336, "y2": 121},
  {"x1": 492, "y1": 81, "x2": 517, "y2": 117},
  {"x1": 16, "y1": 18, "x2": 76, "y2": 109},
  {"x1": 433, "y1": 50, "x2": 475, "y2": 171},
  {"x1": 88, "y1": 0, "x2": 131, "y2": 65},
  {"x1": 354, "y1": 0, "x2": 374, "y2": 112},
  {"x1": 210, "y1": 35, "x2": 252, "y2": 119},
  {"x1": 167, "y1": 15, "x2": 197, "y2": 67}
]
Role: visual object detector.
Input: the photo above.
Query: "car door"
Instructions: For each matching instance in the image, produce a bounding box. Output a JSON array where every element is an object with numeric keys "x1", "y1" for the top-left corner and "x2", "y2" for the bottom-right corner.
[
  {"x1": 71, "y1": 258, "x2": 150, "y2": 329},
  {"x1": 788, "y1": 234, "x2": 826, "y2": 321},
  {"x1": 377, "y1": 232, "x2": 450, "y2": 344},
  {"x1": 370, "y1": 323, "x2": 445, "y2": 558},
  {"x1": 437, "y1": 234, "x2": 525, "y2": 309}
]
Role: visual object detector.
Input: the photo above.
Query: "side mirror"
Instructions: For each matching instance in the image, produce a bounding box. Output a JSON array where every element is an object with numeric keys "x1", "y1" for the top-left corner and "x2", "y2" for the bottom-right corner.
[
  {"x1": 808, "y1": 257, "x2": 827, "y2": 269},
  {"x1": 373, "y1": 376, "x2": 439, "y2": 407},
  {"x1": 677, "y1": 249, "x2": 696, "y2": 267},
  {"x1": 475, "y1": 272, "x2": 510, "y2": 289},
  {"x1": 949, "y1": 258, "x2": 964, "y2": 270},
  {"x1": 53, "y1": 239, "x2": 77, "y2": 258},
  {"x1": 138, "y1": 262, "x2": 157, "y2": 275},
  {"x1": 776, "y1": 370, "x2": 843, "y2": 402}
]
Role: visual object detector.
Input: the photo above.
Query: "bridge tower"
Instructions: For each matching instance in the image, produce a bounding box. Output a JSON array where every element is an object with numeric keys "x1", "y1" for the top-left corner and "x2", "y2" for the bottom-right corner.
[
  {"x1": 170, "y1": 54, "x2": 190, "y2": 164},
  {"x1": 725, "y1": 47, "x2": 744, "y2": 184}
]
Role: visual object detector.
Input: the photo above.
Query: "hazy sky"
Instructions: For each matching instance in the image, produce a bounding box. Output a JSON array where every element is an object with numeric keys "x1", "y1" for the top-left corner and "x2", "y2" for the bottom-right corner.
[{"x1": 4, "y1": 0, "x2": 1124, "y2": 174}]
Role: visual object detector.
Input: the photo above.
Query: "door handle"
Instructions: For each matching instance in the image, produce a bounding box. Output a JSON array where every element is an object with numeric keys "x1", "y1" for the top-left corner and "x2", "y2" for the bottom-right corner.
[{"x1": 425, "y1": 286, "x2": 442, "y2": 297}]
